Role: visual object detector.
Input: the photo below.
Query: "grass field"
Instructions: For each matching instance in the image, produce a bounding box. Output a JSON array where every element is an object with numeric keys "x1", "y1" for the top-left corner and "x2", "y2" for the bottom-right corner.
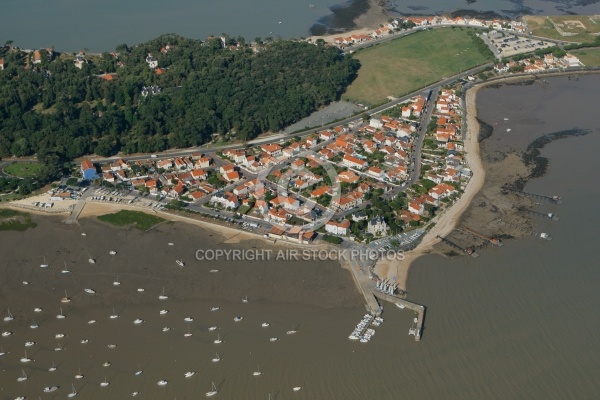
[
  {"x1": 572, "y1": 48, "x2": 600, "y2": 66},
  {"x1": 4, "y1": 162, "x2": 44, "y2": 178},
  {"x1": 97, "y1": 210, "x2": 165, "y2": 230},
  {"x1": 524, "y1": 16, "x2": 600, "y2": 44},
  {"x1": 342, "y1": 28, "x2": 492, "y2": 105}
]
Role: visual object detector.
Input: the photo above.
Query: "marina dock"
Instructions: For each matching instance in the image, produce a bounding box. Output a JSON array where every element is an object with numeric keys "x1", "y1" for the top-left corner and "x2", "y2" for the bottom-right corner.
[
  {"x1": 504, "y1": 188, "x2": 562, "y2": 204},
  {"x1": 437, "y1": 235, "x2": 479, "y2": 257},
  {"x1": 373, "y1": 292, "x2": 426, "y2": 342}
]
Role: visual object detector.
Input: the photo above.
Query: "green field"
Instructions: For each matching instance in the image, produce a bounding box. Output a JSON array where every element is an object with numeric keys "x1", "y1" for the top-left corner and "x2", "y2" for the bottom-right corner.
[
  {"x1": 97, "y1": 210, "x2": 165, "y2": 230},
  {"x1": 524, "y1": 15, "x2": 600, "y2": 44},
  {"x1": 4, "y1": 162, "x2": 44, "y2": 178},
  {"x1": 572, "y1": 48, "x2": 600, "y2": 67},
  {"x1": 343, "y1": 28, "x2": 492, "y2": 105}
]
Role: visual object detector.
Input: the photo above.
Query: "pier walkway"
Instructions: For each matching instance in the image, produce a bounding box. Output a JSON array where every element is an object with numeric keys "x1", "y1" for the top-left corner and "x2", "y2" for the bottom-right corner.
[
  {"x1": 373, "y1": 292, "x2": 425, "y2": 342},
  {"x1": 505, "y1": 188, "x2": 562, "y2": 204}
]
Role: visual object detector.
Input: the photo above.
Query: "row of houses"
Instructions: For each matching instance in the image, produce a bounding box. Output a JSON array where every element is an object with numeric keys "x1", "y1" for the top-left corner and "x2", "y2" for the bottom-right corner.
[{"x1": 494, "y1": 52, "x2": 584, "y2": 74}]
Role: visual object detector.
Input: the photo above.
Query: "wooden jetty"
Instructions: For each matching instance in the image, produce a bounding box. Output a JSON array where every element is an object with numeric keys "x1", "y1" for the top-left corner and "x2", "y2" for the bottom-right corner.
[
  {"x1": 373, "y1": 292, "x2": 425, "y2": 342},
  {"x1": 436, "y1": 235, "x2": 479, "y2": 258},
  {"x1": 504, "y1": 188, "x2": 562, "y2": 204},
  {"x1": 517, "y1": 207, "x2": 559, "y2": 221},
  {"x1": 460, "y1": 226, "x2": 503, "y2": 246}
]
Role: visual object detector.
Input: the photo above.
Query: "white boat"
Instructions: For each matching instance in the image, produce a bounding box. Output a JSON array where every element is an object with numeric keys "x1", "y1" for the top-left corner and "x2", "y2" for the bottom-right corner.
[
  {"x1": 212, "y1": 352, "x2": 221, "y2": 362},
  {"x1": 110, "y1": 308, "x2": 119, "y2": 319},
  {"x1": 81, "y1": 233, "x2": 86, "y2": 236},
  {"x1": 234, "y1": 316, "x2": 243, "y2": 322},
  {"x1": 184, "y1": 328, "x2": 193, "y2": 338},
  {"x1": 242, "y1": 296, "x2": 248, "y2": 303},
  {"x1": 55, "y1": 333, "x2": 65, "y2": 339},
  {"x1": 0, "y1": 346, "x2": 6, "y2": 356},
  {"x1": 62, "y1": 261, "x2": 70, "y2": 274},
  {"x1": 4, "y1": 308, "x2": 15, "y2": 322},
  {"x1": 75, "y1": 368, "x2": 84, "y2": 379},
  {"x1": 68, "y1": 384, "x2": 78, "y2": 398},
  {"x1": 184, "y1": 317, "x2": 194, "y2": 322},
  {"x1": 208, "y1": 326, "x2": 217, "y2": 331},
  {"x1": 54, "y1": 343, "x2": 64, "y2": 351},
  {"x1": 253, "y1": 365, "x2": 262, "y2": 376},
  {"x1": 102, "y1": 361, "x2": 111, "y2": 367},
  {"x1": 56, "y1": 308, "x2": 66, "y2": 319},
  {"x1": 159, "y1": 287, "x2": 168, "y2": 300},
  {"x1": 84, "y1": 288, "x2": 96, "y2": 294},
  {"x1": 61, "y1": 290, "x2": 71, "y2": 303},
  {"x1": 261, "y1": 322, "x2": 270, "y2": 327},
  {"x1": 24, "y1": 341, "x2": 35, "y2": 347},
  {"x1": 286, "y1": 329, "x2": 297, "y2": 335},
  {"x1": 109, "y1": 250, "x2": 117, "y2": 255},
  {"x1": 113, "y1": 277, "x2": 121, "y2": 286},
  {"x1": 133, "y1": 318, "x2": 144, "y2": 325},
  {"x1": 137, "y1": 287, "x2": 145, "y2": 292},
  {"x1": 168, "y1": 242, "x2": 174, "y2": 246},
  {"x1": 214, "y1": 334, "x2": 222, "y2": 344},
  {"x1": 100, "y1": 377, "x2": 109, "y2": 387},
  {"x1": 107, "y1": 344, "x2": 117, "y2": 349},
  {"x1": 184, "y1": 371, "x2": 195, "y2": 378},
  {"x1": 44, "y1": 386, "x2": 59, "y2": 393},
  {"x1": 293, "y1": 386, "x2": 302, "y2": 392},
  {"x1": 395, "y1": 303, "x2": 405, "y2": 309},
  {"x1": 157, "y1": 380, "x2": 168, "y2": 386},
  {"x1": 88, "y1": 254, "x2": 96, "y2": 264},
  {"x1": 17, "y1": 369, "x2": 28, "y2": 382},
  {"x1": 269, "y1": 337, "x2": 279, "y2": 342},
  {"x1": 206, "y1": 381, "x2": 218, "y2": 397},
  {"x1": 135, "y1": 370, "x2": 143, "y2": 376},
  {"x1": 131, "y1": 392, "x2": 138, "y2": 397},
  {"x1": 20, "y1": 350, "x2": 32, "y2": 363},
  {"x1": 506, "y1": 128, "x2": 512, "y2": 132},
  {"x1": 349, "y1": 334, "x2": 359, "y2": 340},
  {"x1": 209, "y1": 269, "x2": 219, "y2": 273},
  {"x1": 40, "y1": 256, "x2": 50, "y2": 268},
  {"x1": 162, "y1": 327, "x2": 171, "y2": 332},
  {"x1": 87, "y1": 319, "x2": 96, "y2": 324},
  {"x1": 22, "y1": 280, "x2": 29, "y2": 285},
  {"x1": 159, "y1": 309, "x2": 168, "y2": 315},
  {"x1": 2, "y1": 331, "x2": 12, "y2": 337},
  {"x1": 34, "y1": 307, "x2": 43, "y2": 313},
  {"x1": 210, "y1": 307, "x2": 219, "y2": 312},
  {"x1": 176, "y1": 260, "x2": 185, "y2": 267},
  {"x1": 80, "y1": 339, "x2": 89, "y2": 344}
]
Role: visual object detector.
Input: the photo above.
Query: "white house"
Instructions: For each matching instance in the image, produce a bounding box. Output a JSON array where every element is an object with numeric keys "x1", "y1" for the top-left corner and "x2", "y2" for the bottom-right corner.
[{"x1": 325, "y1": 220, "x2": 351, "y2": 236}]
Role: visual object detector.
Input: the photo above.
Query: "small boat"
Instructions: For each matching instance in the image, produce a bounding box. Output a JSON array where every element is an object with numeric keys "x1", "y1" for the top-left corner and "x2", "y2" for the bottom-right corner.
[
  {"x1": 75, "y1": 368, "x2": 84, "y2": 379},
  {"x1": 234, "y1": 316, "x2": 243, "y2": 322},
  {"x1": 88, "y1": 319, "x2": 96, "y2": 324},
  {"x1": 109, "y1": 250, "x2": 117, "y2": 255},
  {"x1": 17, "y1": 369, "x2": 28, "y2": 382},
  {"x1": 23, "y1": 280, "x2": 29, "y2": 285},
  {"x1": 88, "y1": 254, "x2": 96, "y2": 264},
  {"x1": 55, "y1": 333, "x2": 65, "y2": 339},
  {"x1": 349, "y1": 334, "x2": 359, "y2": 340},
  {"x1": 261, "y1": 322, "x2": 270, "y2": 328},
  {"x1": 395, "y1": 303, "x2": 405, "y2": 309},
  {"x1": 131, "y1": 392, "x2": 138, "y2": 397},
  {"x1": 54, "y1": 343, "x2": 64, "y2": 351},
  {"x1": 110, "y1": 308, "x2": 119, "y2": 319},
  {"x1": 212, "y1": 352, "x2": 221, "y2": 362},
  {"x1": 159, "y1": 309, "x2": 168, "y2": 315},
  {"x1": 0, "y1": 346, "x2": 6, "y2": 356},
  {"x1": 100, "y1": 376, "x2": 109, "y2": 387},
  {"x1": 184, "y1": 328, "x2": 193, "y2": 337},
  {"x1": 157, "y1": 380, "x2": 168, "y2": 386},
  {"x1": 61, "y1": 290, "x2": 71, "y2": 303},
  {"x1": 84, "y1": 288, "x2": 96, "y2": 294},
  {"x1": 506, "y1": 128, "x2": 512, "y2": 132},
  {"x1": 269, "y1": 337, "x2": 279, "y2": 342},
  {"x1": 2, "y1": 331, "x2": 13, "y2": 337},
  {"x1": 107, "y1": 344, "x2": 117, "y2": 349},
  {"x1": 133, "y1": 318, "x2": 144, "y2": 325},
  {"x1": 113, "y1": 277, "x2": 121, "y2": 286},
  {"x1": 210, "y1": 307, "x2": 219, "y2": 312},
  {"x1": 34, "y1": 307, "x2": 43, "y2": 313},
  {"x1": 184, "y1": 371, "x2": 195, "y2": 378},
  {"x1": 168, "y1": 242, "x2": 174, "y2": 246},
  {"x1": 137, "y1": 288, "x2": 145, "y2": 292},
  {"x1": 503, "y1": 117, "x2": 509, "y2": 121},
  {"x1": 44, "y1": 386, "x2": 59, "y2": 392},
  {"x1": 48, "y1": 361, "x2": 57, "y2": 372},
  {"x1": 81, "y1": 233, "x2": 87, "y2": 236},
  {"x1": 25, "y1": 341, "x2": 35, "y2": 347},
  {"x1": 286, "y1": 329, "x2": 297, "y2": 335},
  {"x1": 206, "y1": 381, "x2": 218, "y2": 397},
  {"x1": 68, "y1": 384, "x2": 78, "y2": 398},
  {"x1": 293, "y1": 386, "x2": 302, "y2": 392},
  {"x1": 102, "y1": 361, "x2": 111, "y2": 367},
  {"x1": 159, "y1": 287, "x2": 168, "y2": 300},
  {"x1": 135, "y1": 370, "x2": 143, "y2": 376},
  {"x1": 41, "y1": 256, "x2": 50, "y2": 268},
  {"x1": 80, "y1": 339, "x2": 89, "y2": 344},
  {"x1": 62, "y1": 261, "x2": 70, "y2": 274},
  {"x1": 56, "y1": 308, "x2": 66, "y2": 319},
  {"x1": 4, "y1": 308, "x2": 14, "y2": 322},
  {"x1": 176, "y1": 260, "x2": 185, "y2": 267},
  {"x1": 242, "y1": 296, "x2": 248, "y2": 303},
  {"x1": 208, "y1": 326, "x2": 217, "y2": 331},
  {"x1": 162, "y1": 327, "x2": 171, "y2": 332},
  {"x1": 253, "y1": 365, "x2": 262, "y2": 376},
  {"x1": 214, "y1": 334, "x2": 222, "y2": 344},
  {"x1": 20, "y1": 350, "x2": 32, "y2": 363},
  {"x1": 184, "y1": 317, "x2": 194, "y2": 322},
  {"x1": 209, "y1": 269, "x2": 219, "y2": 273}
]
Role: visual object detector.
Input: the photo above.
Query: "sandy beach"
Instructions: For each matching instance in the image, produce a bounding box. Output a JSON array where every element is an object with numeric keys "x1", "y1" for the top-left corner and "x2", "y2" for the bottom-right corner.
[{"x1": 375, "y1": 85, "x2": 487, "y2": 291}]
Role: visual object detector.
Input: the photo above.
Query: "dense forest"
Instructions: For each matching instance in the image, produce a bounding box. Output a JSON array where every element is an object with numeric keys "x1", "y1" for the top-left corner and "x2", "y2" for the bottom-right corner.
[{"x1": 0, "y1": 35, "x2": 359, "y2": 165}]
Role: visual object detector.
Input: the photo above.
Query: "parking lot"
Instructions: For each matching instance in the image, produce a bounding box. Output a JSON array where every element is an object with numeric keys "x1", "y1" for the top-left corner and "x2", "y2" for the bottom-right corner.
[{"x1": 483, "y1": 31, "x2": 555, "y2": 59}]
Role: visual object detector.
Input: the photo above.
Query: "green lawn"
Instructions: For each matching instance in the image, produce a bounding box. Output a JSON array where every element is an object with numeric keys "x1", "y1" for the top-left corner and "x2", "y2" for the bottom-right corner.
[
  {"x1": 343, "y1": 28, "x2": 493, "y2": 105},
  {"x1": 4, "y1": 162, "x2": 44, "y2": 178},
  {"x1": 524, "y1": 16, "x2": 600, "y2": 44},
  {"x1": 97, "y1": 210, "x2": 165, "y2": 230},
  {"x1": 572, "y1": 48, "x2": 600, "y2": 67}
]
